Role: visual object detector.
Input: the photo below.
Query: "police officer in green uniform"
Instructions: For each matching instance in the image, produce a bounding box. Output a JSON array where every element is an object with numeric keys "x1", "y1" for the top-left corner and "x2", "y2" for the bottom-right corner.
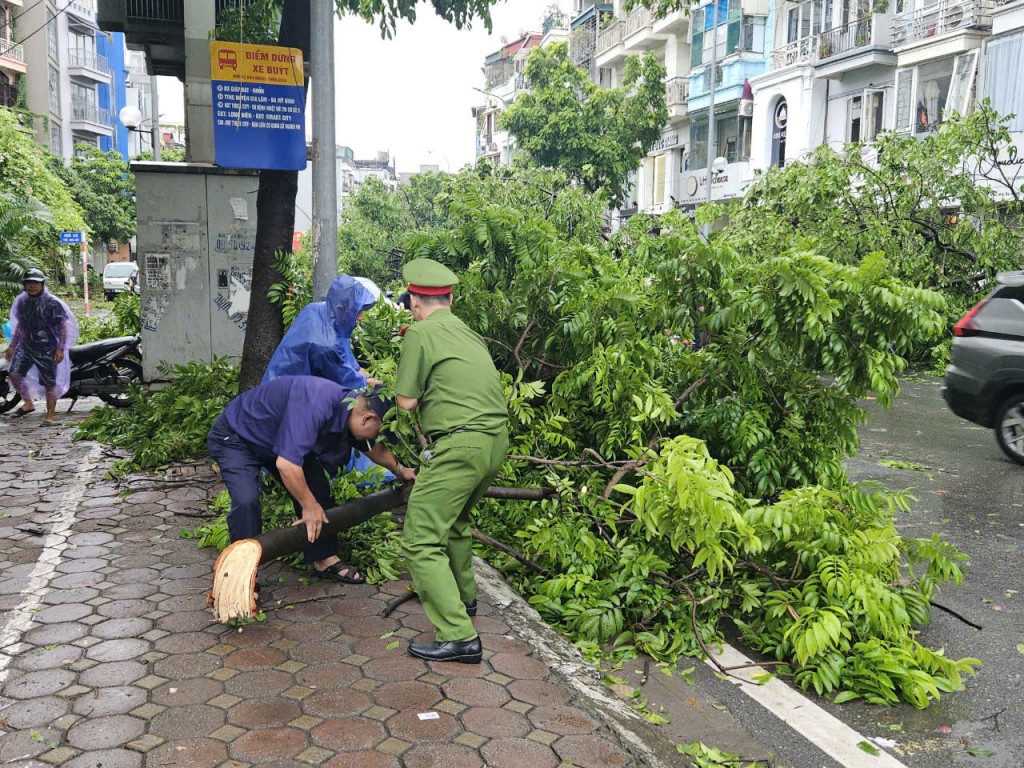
[{"x1": 395, "y1": 258, "x2": 509, "y2": 664}]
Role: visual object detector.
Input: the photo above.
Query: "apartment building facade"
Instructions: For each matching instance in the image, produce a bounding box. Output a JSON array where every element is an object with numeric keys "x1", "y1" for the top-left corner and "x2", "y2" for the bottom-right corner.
[
  {"x1": 749, "y1": 0, "x2": 1021, "y2": 200},
  {"x1": 0, "y1": 0, "x2": 26, "y2": 111},
  {"x1": 482, "y1": 1, "x2": 1016, "y2": 214},
  {"x1": 15, "y1": 0, "x2": 128, "y2": 161}
]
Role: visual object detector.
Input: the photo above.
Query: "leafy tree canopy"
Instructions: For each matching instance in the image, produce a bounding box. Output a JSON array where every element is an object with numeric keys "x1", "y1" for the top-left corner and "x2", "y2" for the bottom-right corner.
[
  {"x1": 215, "y1": 0, "x2": 497, "y2": 43},
  {"x1": 501, "y1": 44, "x2": 668, "y2": 208},
  {"x1": 715, "y1": 105, "x2": 1023, "y2": 331},
  {"x1": 50, "y1": 144, "x2": 136, "y2": 245},
  {"x1": 0, "y1": 109, "x2": 84, "y2": 239}
]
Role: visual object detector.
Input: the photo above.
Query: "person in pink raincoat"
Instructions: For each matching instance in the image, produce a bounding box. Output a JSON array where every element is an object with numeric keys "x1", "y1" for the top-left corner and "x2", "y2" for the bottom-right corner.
[{"x1": 4, "y1": 268, "x2": 79, "y2": 425}]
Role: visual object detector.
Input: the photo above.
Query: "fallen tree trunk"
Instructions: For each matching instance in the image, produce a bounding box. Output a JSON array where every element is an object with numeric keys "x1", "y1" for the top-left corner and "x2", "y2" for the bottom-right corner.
[{"x1": 209, "y1": 484, "x2": 555, "y2": 623}]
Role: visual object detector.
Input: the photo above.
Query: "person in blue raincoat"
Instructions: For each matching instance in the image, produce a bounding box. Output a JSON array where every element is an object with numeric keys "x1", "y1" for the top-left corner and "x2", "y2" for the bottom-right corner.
[
  {"x1": 263, "y1": 274, "x2": 378, "y2": 389},
  {"x1": 263, "y1": 275, "x2": 392, "y2": 478}
]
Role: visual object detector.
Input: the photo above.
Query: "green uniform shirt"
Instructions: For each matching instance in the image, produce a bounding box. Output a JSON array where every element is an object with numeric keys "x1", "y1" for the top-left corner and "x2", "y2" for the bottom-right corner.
[{"x1": 395, "y1": 309, "x2": 507, "y2": 437}]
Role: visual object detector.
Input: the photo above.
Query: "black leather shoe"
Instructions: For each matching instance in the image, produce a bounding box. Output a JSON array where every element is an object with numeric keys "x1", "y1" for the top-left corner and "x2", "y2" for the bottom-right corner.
[
  {"x1": 408, "y1": 637, "x2": 482, "y2": 664},
  {"x1": 465, "y1": 599, "x2": 477, "y2": 617}
]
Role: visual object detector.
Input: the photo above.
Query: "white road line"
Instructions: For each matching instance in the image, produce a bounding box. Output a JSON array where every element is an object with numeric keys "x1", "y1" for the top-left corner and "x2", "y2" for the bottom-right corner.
[
  {"x1": 0, "y1": 442, "x2": 104, "y2": 686},
  {"x1": 709, "y1": 644, "x2": 910, "y2": 768}
]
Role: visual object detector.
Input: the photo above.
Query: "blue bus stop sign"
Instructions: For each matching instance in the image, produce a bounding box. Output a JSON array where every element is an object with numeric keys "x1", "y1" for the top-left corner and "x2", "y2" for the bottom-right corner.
[
  {"x1": 210, "y1": 41, "x2": 307, "y2": 171},
  {"x1": 60, "y1": 232, "x2": 84, "y2": 245}
]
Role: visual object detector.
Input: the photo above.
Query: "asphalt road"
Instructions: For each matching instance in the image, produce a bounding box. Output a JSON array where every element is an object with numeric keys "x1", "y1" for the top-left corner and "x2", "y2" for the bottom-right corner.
[{"x1": 833, "y1": 375, "x2": 1024, "y2": 767}]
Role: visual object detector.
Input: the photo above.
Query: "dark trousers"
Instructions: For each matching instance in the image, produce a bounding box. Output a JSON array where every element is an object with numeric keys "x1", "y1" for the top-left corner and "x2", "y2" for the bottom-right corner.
[{"x1": 207, "y1": 418, "x2": 336, "y2": 563}]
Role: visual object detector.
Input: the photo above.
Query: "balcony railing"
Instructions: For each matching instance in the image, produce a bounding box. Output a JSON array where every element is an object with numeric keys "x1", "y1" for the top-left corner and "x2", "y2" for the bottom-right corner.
[
  {"x1": 892, "y1": 0, "x2": 992, "y2": 46},
  {"x1": 0, "y1": 38, "x2": 24, "y2": 63},
  {"x1": 623, "y1": 6, "x2": 653, "y2": 37},
  {"x1": 68, "y1": 0, "x2": 96, "y2": 18},
  {"x1": 817, "y1": 17, "x2": 873, "y2": 59},
  {"x1": 771, "y1": 36, "x2": 817, "y2": 69},
  {"x1": 68, "y1": 49, "x2": 110, "y2": 73},
  {"x1": 666, "y1": 76, "x2": 689, "y2": 106},
  {"x1": 596, "y1": 18, "x2": 623, "y2": 53},
  {"x1": 125, "y1": 0, "x2": 184, "y2": 23},
  {"x1": 71, "y1": 101, "x2": 111, "y2": 125},
  {"x1": 515, "y1": 74, "x2": 528, "y2": 92}
]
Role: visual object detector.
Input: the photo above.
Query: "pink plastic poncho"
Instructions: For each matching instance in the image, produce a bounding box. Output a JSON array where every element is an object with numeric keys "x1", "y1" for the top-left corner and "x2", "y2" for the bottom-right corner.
[{"x1": 8, "y1": 288, "x2": 79, "y2": 400}]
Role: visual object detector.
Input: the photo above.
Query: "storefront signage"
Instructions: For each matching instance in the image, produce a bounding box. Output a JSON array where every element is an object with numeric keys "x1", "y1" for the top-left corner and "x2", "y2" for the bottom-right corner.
[
  {"x1": 649, "y1": 132, "x2": 681, "y2": 153},
  {"x1": 676, "y1": 162, "x2": 751, "y2": 204},
  {"x1": 210, "y1": 41, "x2": 307, "y2": 171},
  {"x1": 772, "y1": 100, "x2": 788, "y2": 141}
]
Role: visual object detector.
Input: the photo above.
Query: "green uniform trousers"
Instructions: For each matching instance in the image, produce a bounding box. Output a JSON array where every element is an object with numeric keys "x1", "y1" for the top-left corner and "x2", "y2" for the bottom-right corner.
[{"x1": 403, "y1": 428, "x2": 508, "y2": 642}]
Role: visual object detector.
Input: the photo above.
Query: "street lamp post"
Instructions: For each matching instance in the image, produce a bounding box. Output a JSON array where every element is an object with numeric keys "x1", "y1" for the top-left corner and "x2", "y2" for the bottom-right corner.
[{"x1": 118, "y1": 105, "x2": 163, "y2": 159}]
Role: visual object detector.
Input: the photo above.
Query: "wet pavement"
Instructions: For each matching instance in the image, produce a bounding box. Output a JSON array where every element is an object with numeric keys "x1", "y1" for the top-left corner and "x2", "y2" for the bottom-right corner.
[
  {"x1": 838, "y1": 376, "x2": 1024, "y2": 767},
  {"x1": 5, "y1": 379, "x2": 1006, "y2": 768},
  {"x1": 0, "y1": 403, "x2": 684, "y2": 768}
]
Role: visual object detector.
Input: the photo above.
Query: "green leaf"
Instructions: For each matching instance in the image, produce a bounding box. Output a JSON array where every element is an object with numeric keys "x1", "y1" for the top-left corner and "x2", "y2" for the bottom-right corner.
[
  {"x1": 385, "y1": 640, "x2": 401, "y2": 651},
  {"x1": 966, "y1": 747, "x2": 995, "y2": 757},
  {"x1": 857, "y1": 741, "x2": 880, "y2": 756}
]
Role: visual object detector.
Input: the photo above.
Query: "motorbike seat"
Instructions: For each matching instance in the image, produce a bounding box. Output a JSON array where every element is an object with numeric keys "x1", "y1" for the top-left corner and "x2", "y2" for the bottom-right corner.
[{"x1": 70, "y1": 336, "x2": 139, "y2": 365}]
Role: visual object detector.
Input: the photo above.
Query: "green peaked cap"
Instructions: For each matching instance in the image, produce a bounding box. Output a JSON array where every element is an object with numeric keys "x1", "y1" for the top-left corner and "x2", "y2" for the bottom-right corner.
[{"x1": 403, "y1": 258, "x2": 459, "y2": 294}]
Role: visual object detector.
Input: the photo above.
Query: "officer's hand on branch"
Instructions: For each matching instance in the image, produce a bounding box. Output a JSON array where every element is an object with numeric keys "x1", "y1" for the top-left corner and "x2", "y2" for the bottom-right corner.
[
  {"x1": 293, "y1": 504, "x2": 329, "y2": 543},
  {"x1": 396, "y1": 466, "x2": 417, "y2": 485}
]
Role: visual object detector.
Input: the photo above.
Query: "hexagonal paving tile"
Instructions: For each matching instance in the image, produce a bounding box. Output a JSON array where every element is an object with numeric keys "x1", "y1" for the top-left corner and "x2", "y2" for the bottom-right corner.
[
  {"x1": 149, "y1": 703, "x2": 226, "y2": 740},
  {"x1": 2, "y1": 668, "x2": 76, "y2": 699},
  {"x1": 479, "y1": 736, "x2": 560, "y2": 768},
  {"x1": 86, "y1": 638, "x2": 150, "y2": 662},
  {"x1": 231, "y1": 726, "x2": 309, "y2": 762},
  {"x1": 371, "y1": 680, "x2": 443, "y2": 711},
  {"x1": 73, "y1": 686, "x2": 148, "y2": 717},
  {"x1": 0, "y1": 696, "x2": 69, "y2": 729},
  {"x1": 312, "y1": 716, "x2": 388, "y2": 752},
  {"x1": 489, "y1": 653, "x2": 550, "y2": 681},
  {"x1": 461, "y1": 706, "x2": 531, "y2": 739},
  {"x1": 443, "y1": 677, "x2": 511, "y2": 708},
  {"x1": 385, "y1": 709, "x2": 461, "y2": 742},
  {"x1": 151, "y1": 678, "x2": 225, "y2": 707},
  {"x1": 66, "y1": 714, "x2": 146, "y2": 750},
  {"x1": 527, "y1": 704, "x2": 598, "y2": 736},
  {"x1": 63, "y1": 748, "x2": 143, "y2": 768},
  {"x1": 403, "y1": 742, "x2": 485, "y2": 768},
  {"x1": 227, "y1": 696, "x2": 303, "y2": 728},
  {"x1": 553, "y1": 734, "x2": 631, "y2": 768},
  {"x1": 302, "y1": 689, "x2": 373, "y2": 718},
  {"x1": 147, "y1": 738, "x2": 227, "y2": 768}
]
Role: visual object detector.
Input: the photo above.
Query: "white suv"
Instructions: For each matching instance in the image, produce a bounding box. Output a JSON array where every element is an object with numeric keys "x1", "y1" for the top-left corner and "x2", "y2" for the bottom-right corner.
[{"x1": 103, "y1": 262, "x2": 139, "y2": 301}]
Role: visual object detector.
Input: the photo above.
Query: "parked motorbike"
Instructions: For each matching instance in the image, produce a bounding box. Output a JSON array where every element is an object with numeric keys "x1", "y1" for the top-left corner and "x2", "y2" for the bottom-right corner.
[{"x1": 0, "y1": 335, "x2": 143, "y2": 413}]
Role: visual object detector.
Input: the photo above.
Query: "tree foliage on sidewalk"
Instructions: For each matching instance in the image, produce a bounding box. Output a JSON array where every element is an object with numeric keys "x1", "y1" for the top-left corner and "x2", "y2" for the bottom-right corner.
[
  {"x1": 81, "y1": 161, "x2": 977, "y2": 707},
  {"x1": 502, "y1": 44, "x2": 668, "y2": 208}
]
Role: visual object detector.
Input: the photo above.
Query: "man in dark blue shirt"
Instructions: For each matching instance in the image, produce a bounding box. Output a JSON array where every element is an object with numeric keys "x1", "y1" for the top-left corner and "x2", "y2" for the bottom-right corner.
[{"x1": 207, "y1": 376, "x2": 415, "y2": 582}]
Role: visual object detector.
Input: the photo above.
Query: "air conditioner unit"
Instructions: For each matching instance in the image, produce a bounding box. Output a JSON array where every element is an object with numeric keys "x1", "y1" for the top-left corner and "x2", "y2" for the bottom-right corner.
[{"x1": 739, "y1": 100, "x2": 754, "y2": 117}]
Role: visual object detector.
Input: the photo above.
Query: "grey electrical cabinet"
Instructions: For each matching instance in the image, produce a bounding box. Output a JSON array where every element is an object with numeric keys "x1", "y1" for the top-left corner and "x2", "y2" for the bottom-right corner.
[{"x1": 132, "y1": 163, "x2": 259, "y2": 382}]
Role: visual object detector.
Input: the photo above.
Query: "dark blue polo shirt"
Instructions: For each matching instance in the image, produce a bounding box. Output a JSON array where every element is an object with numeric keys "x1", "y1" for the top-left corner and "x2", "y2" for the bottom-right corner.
[{"x1": 219, "y1": 376, "x2": 371, "y2": 469}]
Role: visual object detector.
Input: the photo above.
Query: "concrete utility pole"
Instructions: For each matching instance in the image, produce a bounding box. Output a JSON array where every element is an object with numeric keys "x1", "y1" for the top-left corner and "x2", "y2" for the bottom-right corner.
[
  {"x1": 705, "y1": 15, "x2": 719, "y2": 210},
  {"x1": 150, "y1": 74, "x2": 161, "y2": 161},
  {"x1": 310, "y1": 1, "x2": 338, "y2": 301}
]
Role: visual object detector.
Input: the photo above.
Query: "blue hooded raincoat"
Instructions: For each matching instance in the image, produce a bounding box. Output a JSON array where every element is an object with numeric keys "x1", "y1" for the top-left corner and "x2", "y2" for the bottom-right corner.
[
  {"x1": 262, "y1": 275, "x2": 388, "y2": 479},
  {"x1": 262, "y1": 275, "x2": 377, "y2": 388}
]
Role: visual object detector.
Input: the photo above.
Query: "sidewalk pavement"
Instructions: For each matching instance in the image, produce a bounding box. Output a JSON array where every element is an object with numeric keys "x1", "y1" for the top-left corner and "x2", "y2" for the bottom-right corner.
[{"x1": 0, "y1": 405, "x2": 684, "y2": 768}]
